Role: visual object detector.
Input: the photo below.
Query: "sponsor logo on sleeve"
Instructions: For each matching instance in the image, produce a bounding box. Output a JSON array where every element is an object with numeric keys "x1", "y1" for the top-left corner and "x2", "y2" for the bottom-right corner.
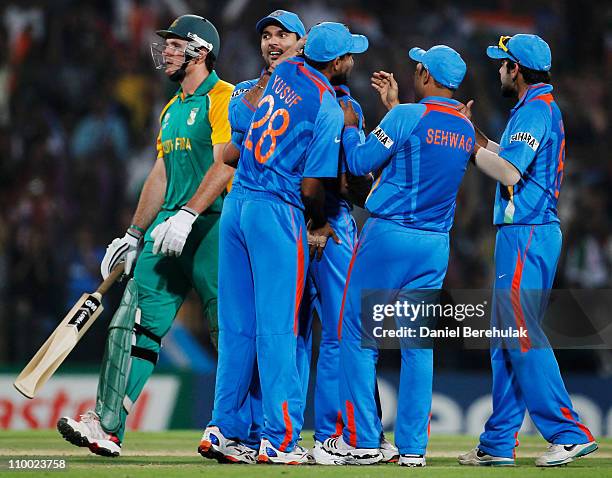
[
  {"x1": 509, "y1": 132, "x2": 540, "y2": 151},
  {"x1": 231, "y1": 88, "x2": 249, "y2": 99},
  {"x1": 372, "y1": 126, "x2": 394, "y2": 149}
]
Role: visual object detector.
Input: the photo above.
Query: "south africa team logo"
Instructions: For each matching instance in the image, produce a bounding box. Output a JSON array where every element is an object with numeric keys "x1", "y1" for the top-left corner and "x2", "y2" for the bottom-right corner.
[{"x1": 187, "y1": 107, "x2": 200, "y2": 126}]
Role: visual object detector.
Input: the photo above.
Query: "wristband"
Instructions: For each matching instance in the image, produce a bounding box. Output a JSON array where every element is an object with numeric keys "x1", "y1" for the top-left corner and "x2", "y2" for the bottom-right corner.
[
  {"x1": 129, "y1": 224, "x2": 145, "y2": 235},
  {"x1": 180, "y1": 206, "x2": 199, "y2": 217}
]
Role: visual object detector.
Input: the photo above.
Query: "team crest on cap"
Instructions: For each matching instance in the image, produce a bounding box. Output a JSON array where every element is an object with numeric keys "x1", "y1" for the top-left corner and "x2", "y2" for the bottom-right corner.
[
  {"x1": 170, "y1": 18, "x2": 179, "y2": 28},
  {"x1": 270, "y1": 10, "x2": 283, "y2": 17},
  {"x1": 187, "y1": 107, "x2": 200, "y2": 126}
]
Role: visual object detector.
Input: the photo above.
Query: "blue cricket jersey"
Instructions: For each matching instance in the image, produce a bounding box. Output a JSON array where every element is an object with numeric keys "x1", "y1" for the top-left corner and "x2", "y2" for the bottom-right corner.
[
  {"x1": 342, "y1": 96, "x2": 475, "y2": 232},
  {"x1": 227, "y1": 77, "x2": 260, "y2": 189},
  {"x1": 234, "y1": 58, "x2": 343, "y2": 209},
  {"x1": 495, "y1": 83, "x2": 564, "y2": 225},
  {"x1": 228, "y1": 77, "x2": 259, "y2": 142},
  {"x1": 327, "y1": 84, "x2": 365, "y2": 217}
]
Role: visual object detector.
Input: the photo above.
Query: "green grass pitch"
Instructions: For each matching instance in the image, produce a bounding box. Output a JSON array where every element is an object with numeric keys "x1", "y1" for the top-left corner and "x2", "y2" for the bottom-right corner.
[{"x1": 0, "y1": 431, "x2": 610, "y2": 477}]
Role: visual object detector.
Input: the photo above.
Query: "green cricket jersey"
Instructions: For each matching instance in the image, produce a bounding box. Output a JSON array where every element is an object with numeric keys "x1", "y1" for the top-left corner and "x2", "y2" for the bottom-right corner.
[{"x1": 156, "y1": 71, "x2": 233, "y2": 214}]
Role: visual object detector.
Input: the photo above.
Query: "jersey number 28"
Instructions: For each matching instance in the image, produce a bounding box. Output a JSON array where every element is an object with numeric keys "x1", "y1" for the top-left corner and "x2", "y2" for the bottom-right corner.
[{"x1": 245, "y1": 95, "x2": 290, "y2": 163}]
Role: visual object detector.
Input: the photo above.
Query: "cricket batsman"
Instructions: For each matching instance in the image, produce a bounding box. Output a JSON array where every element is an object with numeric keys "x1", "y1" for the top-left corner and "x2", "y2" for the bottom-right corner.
[
  {"x1": 458, "y1": 34, "x2": 597, "y2": 467},
  {"x1": 56, "y1": 15, "x2": 234, "y2": 457},
  {"x1": 321, "y1": 45, "x2": 474, "y2": 466}
]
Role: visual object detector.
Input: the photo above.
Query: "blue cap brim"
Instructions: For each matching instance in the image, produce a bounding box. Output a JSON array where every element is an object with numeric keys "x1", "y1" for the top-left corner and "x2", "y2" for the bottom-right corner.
[
  {"x1": 349, "y1": 34, "x2": 369, "y2": 54},
  {"x1": 408, "y1": 47, "x2": 426, "y2": 62},
  {"x1": 256, "y1": 17, "x2": 303, "y2": 37},
  {"x1": 486, "y1": 46, "x2": 511, "y2": 60}
]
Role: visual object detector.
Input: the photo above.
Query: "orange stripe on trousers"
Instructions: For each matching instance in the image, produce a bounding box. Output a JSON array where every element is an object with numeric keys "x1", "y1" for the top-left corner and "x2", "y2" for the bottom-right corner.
[
  {"x1": 279, "y1": 401, "x2": 293, "y2": 451},
  {"x1": 334, "y1": 411, "x2": 344, "y2": 437},
  {"x1": 294, "y1": 226, "x2": 305, "y2": 335},
  {"x1": 346, "y1": 400, "x2": 357, "y2": 447},
  {"x1": 561, "y1": 407, "x2": 594, "y2": 442},
  {"x1": 510, "y1": 226, "x2": 535, "y2": 352}
]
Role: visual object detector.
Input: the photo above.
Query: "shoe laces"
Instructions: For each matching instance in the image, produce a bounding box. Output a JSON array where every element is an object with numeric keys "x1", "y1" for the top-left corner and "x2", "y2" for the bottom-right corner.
[
  {"x1": 546, "y1": 443, "x2": 564, "y2": 453},
  {"x1": 79, "y1": 410, "x2": 99, "y2": 423}
]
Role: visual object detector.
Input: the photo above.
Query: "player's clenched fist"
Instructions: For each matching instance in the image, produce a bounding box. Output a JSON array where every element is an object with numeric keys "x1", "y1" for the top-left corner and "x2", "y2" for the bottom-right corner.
[
  {"x1": 151, "y1": 207, "x2": 199, "y2": 257},
  {"x1": 100, "y1": 230, "x2": 141, "y2": 279}
]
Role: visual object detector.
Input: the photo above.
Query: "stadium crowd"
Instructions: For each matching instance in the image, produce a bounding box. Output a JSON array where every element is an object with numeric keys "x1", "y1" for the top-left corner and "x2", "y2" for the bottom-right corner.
[{"x1": 0, "y1": 0, "x2": 609, "y2": 373}]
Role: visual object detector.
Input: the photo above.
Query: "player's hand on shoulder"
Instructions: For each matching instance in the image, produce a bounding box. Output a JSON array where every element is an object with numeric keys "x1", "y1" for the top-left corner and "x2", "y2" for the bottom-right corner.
[
  {"x1": 371, "y1": 71, "x2": 399, "y2": 110},
  {"x1": 151, "y1": 207, "x2": 199, "y2": 257},
  {"x1": 457, "y1": 99, "x2": 474, "y2": 120},
  {"x1": 339, "y1": 99, "x2": 359, "y2": 128},
  {"x1": 269, "y1": 35, "x2": 307, "y2": 72},
  {"x1": 100, "y1": 229, "x2": 142, "y2": 279},
  {"x1": 307, "y1": 221, "x2": 342, "y2": 261}
]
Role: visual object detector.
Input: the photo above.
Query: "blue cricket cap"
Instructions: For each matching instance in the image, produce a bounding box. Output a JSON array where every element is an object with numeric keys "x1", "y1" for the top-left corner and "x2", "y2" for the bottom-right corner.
[
  {"x1": 486, "y1": 34, "x2": 551, "y2": 72},
  {"x1": 409, "y1": 45, "x2": 467, "y2": 90},
  {"x1": 304, "y1": 22, "x2": 368, "y2": 62},
  {"x1": 256, "y1": 10, "x2": 306, "y2": 38}
]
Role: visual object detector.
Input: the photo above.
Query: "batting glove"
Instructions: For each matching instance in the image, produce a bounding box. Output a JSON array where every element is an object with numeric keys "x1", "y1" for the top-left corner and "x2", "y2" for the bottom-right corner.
[
  {"x1": 151, "y1": 207, "x2": 198, "y2": 257},
  {"x1": 100, "y1": 230, "x2": 141, "y2": 279}
]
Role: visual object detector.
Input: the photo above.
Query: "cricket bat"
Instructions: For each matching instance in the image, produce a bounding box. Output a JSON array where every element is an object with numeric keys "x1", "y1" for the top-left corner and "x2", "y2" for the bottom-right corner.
[{"x1": 14, "y1": 263, "x2": 125, "y2": 399}]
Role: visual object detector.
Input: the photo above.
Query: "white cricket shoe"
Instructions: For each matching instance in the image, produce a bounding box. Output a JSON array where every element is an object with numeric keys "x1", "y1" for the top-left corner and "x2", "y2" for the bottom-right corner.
[
  {"x1": 197, "y1": 426, "x2": 257, "y2": 464},
  {"x1": 380, "y1": 434, "x2": 399, "y2": 463},
  {"x1": 311, "y1": 439, "x2": 346, "y2": 465},
  {"x1": 535, "y1": 442, "x2": 598, "y2": 467},
  {"x1": 399, "y1": 453, "x2": 426, "y2": 467},
  {"x1": 321, "y1": 435, "x2": 382, "y2": 465},
  {"x1": 257, "y1": 438, "x2": 311, "y2": 465},
  {"x1": 57, "y1": 410, "x2": 121, "y2": 457},
  {"x1": 458, "y1": 447, "x2": 515, "y2": 466}
]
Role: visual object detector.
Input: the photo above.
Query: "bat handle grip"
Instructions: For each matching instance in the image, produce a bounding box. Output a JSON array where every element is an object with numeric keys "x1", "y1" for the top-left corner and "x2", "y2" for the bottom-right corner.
[{"x1": 96, "y1": 262, "x2": 125, "y2": 295}]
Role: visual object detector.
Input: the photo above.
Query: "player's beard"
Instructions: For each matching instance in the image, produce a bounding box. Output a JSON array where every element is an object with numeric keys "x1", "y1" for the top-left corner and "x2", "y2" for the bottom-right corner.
[
  {"x1": 167, "y1": 59, "x2": 190, "y2": 82},
  {"x1": 169, "y1": 67, "x2": 186, "y2": 82},
  {"x1": 330, "y1": 72, "x2": 349, "y2": 86},
  {"x1": 500, "y1": 75, "x2": 517, "y2": 98},
  {"x1": 501, "y1": 83, "x2": 516, "y2": 98}
]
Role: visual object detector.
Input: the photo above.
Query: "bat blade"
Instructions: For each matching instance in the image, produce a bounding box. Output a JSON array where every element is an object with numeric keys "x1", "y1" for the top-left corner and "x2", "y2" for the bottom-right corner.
[{"x1": 14, "y1": 292, "x2": 104, "y2": 399}]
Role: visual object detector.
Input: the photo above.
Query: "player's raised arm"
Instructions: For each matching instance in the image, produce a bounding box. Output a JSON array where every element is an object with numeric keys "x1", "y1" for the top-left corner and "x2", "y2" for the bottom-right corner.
[
  {"x1": 371, "y1": 70, "x2": 400, "y2": 110},
  {"x1": 340, "y1": 101, "x2": 421, "y2": 176}
]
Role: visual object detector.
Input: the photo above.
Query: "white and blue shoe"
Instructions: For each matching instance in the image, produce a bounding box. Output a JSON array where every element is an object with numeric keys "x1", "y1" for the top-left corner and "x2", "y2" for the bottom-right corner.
[
  {"x1": 257, "y1": 438, "x2": 311, "y2": 465},
  {"x1": 458, "y1": 447, "x2": 515, "y2": 466},
  {"x1": 535, "y1": 442, "x2": 598, "y2": 467},
  {"x1": 198, "y1": 426, "x2": 257, "y2": 464}
]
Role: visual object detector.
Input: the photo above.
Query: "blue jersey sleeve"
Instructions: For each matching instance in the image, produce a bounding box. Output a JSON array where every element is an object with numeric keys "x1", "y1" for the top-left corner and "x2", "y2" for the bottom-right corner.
[
  {"x1": 303, "y1": 94, "x2": 344, "y2": 178},
  {"x1": 342, "y1": 104, "x2": 425, "y2": 175},
  {"x1": 228, "y1": 80, "x2": 258, "y2": 134},
  {"x1": 339, "y1": 98, "x2": 364, "y2": 174},
  {"x1": 499, "y1": 102, "x2": 549, "y2": 175},
  {"x1": 231, "y1": 130, "x2": 244, "y2": 149}
]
